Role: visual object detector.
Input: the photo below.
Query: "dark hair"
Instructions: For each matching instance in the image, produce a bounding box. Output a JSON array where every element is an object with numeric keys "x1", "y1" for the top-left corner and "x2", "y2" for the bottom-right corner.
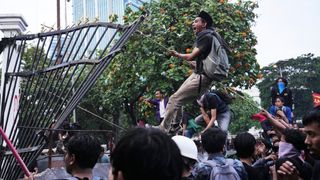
[
  {"x1": 211, "y1": 90, "x2": 233, "y2": 104},
  {"x1": 201, "y1": 127, "x2": 227, "y2": 154},
  {"x1": 276, "y1": 77, "x2": 288, "y2": 86},
  {"x1": 65, "y1": 133, "x2": 101, "y2": 169},
  {"x1": 155, "y1": 89, "x2": 163, "y2": 94},
  {"x1": 283, "y1": 128, "x2": 307, "y2": 151},
  {"x1": 110, "y1": 128, "x2": 183, "y2": 180},
  {"x1": 257, "y1": 138, "x2": 272, "y2": 150},
  {"x1": 234, "y1": 132, "x2": 256, "y2": 158},
  {"x1": 303, "y1": 109, "x2": 320, "y2": 127},
  {"x1": 276, "y1": 97, "x2": 285, "y2": 103},
  {"x1": 198, "y1": 11, "x2": 213, "y2": 28}
]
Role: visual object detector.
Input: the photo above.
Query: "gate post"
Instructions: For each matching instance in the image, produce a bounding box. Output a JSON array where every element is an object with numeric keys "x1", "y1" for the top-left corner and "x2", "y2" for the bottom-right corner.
[{"x1": 0, "y1": 14, "x2": 28, "y2": 140}]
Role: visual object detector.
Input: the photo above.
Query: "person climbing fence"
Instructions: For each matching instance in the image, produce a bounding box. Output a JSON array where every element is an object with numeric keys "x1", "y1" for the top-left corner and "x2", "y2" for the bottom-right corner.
[{"x1": 158, "y1": 11, "x2": 231, "y2": 135}]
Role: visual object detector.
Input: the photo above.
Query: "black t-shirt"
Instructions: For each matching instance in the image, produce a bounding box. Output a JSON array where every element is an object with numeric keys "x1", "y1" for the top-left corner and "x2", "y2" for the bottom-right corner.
[
  {"x1": 194, "y1": 33, "x2": 212, "y2": 74},
  {"x1": 243, "y1": 163, "x2": 265, "y2": 180},
  {"x1": 203, "y1": 93, "x2": 228, "y2": 113},
  {"x1": 313, "y1": 160, "x2": 320, "y2": 180}
]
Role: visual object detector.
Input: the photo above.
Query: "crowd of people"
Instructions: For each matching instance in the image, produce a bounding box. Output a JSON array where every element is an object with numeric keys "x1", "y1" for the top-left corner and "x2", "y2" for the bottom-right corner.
[
  {"x1": 22, "y1": 10, "x2": 320, "y2": 180},
  {"x1": 25, "y1": 106, "x2": 320, "y2": 180}
]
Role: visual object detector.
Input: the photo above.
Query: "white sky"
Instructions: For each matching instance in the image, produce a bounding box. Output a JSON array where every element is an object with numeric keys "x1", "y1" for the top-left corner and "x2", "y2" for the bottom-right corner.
[{"x1": 1, "y1": 0, "x2": 320, "y2": 67}]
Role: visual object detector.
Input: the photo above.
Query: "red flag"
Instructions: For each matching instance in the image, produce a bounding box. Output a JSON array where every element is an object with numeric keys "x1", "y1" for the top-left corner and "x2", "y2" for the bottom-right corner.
[
  {"x1": 312, "y1": 92, "x2": 320, "y2": 107},
  {"x1": 251, "y1": 113, "x2": 267, "y2": 123}
]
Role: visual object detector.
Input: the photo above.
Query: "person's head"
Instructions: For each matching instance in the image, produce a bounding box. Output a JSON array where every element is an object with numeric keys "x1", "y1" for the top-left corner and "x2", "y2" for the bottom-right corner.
[
  {"x1": 276, "y1": 77, "x2": 288, "y2": 87},
  {"x1": 270, "y1": 131, "x2": 280, "y2": 144},
  {"x1": 64, "y1": 133, "x2": 101, "y2": 174},
  {"x1": 172, "y1": 135, "x2": 198, "y2": 175},
  {"x1": 155, "y1": 89, "x2": 163, "y2": 100},
  {"x1": 234, "y1": 132, "x2": 256, "y2": 159},
  {"x1": 197, "y1": 92, "x2": 216, "y2": 109},
  {"x1": 192, "y1": 11, "x2": 213, "y2": 34},
  {"x1": 275, "y1": 97, "x2": 285, "y2": 108},
  {"x1": 281, "y1": 128, "x2": 307, "y2": 151},
  {"x1": 201, "y1": 127, "x2": 227, "y2": 154},
  {"x1": 256, "y1": 138, "x2": 272, "y2": 156},
  {"x1": 109, "y1": 128, "x2": 183, "y2": 180},
  {"x1": 303, "y1": 110, "x2": 320, "y2": 159}
]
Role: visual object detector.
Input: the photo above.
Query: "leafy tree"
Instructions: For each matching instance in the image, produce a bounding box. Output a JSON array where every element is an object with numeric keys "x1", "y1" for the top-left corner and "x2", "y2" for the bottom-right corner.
[
  {"x1": 257, "y1": 54, "x2": 320, "y2": 119},
  {"x1": 91, "y1": 0, "x2": 260, "y2": 126},
  {"x1": 229, "y1": 92, "x2": 260, "y2": 134},
  {"x1": 18, "y1": 0, "x2": 261, "y2": 139}
]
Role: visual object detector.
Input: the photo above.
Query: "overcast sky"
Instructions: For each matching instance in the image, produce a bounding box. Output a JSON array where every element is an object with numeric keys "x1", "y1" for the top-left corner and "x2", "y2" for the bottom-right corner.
[{"x1": 1, "y1": 0, "x2": 319, "y2": 67}]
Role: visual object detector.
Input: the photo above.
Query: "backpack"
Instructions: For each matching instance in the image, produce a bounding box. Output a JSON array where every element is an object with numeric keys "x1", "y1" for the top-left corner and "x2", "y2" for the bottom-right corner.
[
  {"x1": 202, "y1": 33, "x2": 230, "y2": 80},
  {"x1": 204, "y1": 159, "x2": 241, "y2": 180},
  {"x1": 211, "y1": 90, "x2": 233, "y2": 105}
]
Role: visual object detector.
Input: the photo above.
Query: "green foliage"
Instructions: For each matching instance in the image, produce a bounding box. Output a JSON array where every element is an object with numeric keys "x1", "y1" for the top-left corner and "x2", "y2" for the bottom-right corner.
[
  {"x1": 93, "y1": 0, "x2": 260, "y2": 124},
  {"x1": 257, "y1": 54, "x2": 320, "y2": 119},
  {"x1": 229, "y1": 93, "x2": 260, "y2": 134}
]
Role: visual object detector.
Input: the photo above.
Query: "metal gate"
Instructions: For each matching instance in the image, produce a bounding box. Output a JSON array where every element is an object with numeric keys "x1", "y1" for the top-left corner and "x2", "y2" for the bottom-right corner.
[{"x1": 0, "y1": 13, "x2": 146, "y2": 179}]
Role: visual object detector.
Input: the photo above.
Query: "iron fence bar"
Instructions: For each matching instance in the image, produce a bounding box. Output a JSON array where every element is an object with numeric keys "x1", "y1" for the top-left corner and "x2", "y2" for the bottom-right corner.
[
  {"x1": 15, "y1": 32, "x2": 67, "y2": 147},
  {"x1": 30, "y1": 67, "x2": 78, "y2": 145},
  {"x1": 17, "y1": 126, "x2": 113, "y2": 133},
  {"x1": 4, "y1": 41, "x2": 14, "y2": 72},
  {"x1": 79, "y1": 25, "x2": 99, "y2": 59},
  {"x1": 62, "y1": 41, "x2": 125, "y2": 121},
  {"x1": 30, "y1": 63, "x2": 92, "y2": 146},
  {"x1": 7, "y1": 59, "x2": 100, "y2": 77},
  {"x1": 2, "y1": 42, "x2": 22, "y2": 133},
  {"x1": 3, "y1": 42, "x2": 22, "y2": 95},
  {"x1": 98, "y1": 28, "x2": 120, "y2": 60},
  {"x1": 3, "y1": 36, "x2": 41, "y2": 172},
  {"x1": 36, "y1": 34, "x2": 49, "y2": 72},
  {"x1": 61, "y1": 29, "x2": 76, "y2": 63},
  {"x1": 21, "y1": 69, "x2": 66, "y2": 148},
  {"x1": 65, "y1": 28, "x2": 84, "y2": 63},
  {"x1": 11, "y1": 46, "x2": 56, "y2": 147},
  {"x1": 38, "y1": 66, "x2": 83, "y2": 125},
  {"x1": 55, "y1": 32, "x2": 69, "y2": 62},
  {"x1": 0, "y1": 15, "x2": 146, "y2": 179},
  {"x1": 55, "y1": 19, "x2": 142, "y2": 129},
  {"x1": 71, "y1": 27, "x2": 91, "y2": 62},
  {"x1": 57, "y1": 27, "x2": 119, "y2": 113},
  {"x1": 64, "y1": 26, "x2": 122, "y2": 110},
  {"x1": 0, "y1": 44, "x2": 13, "y2": 127},
  {"x1": 89, "y1": 27, "x2": 108, "y2": 59},
  {"x1": 33, "y1": 35, "x2": 46, "y2": 71},
  {"x1": 52, "y1": 28, "x2": 120, "y2": 128},
  {"x1": 11, "y1": 73, "x2": 48, "y2": 147},
  {"x1": 15, "y1": 35, "x2": 57, "y2": 137},
  {"x1": 33, "y1": 65, "x2": 86, "y2": 135},
  {"x1": 6, "y1": 40, "x2": 26, "y2": 140},
  {"x1": 13, "y1": 57, "x2": 57, "y2": 147},
  {"x1": 12, "y1": 22, "x2": 125, "y2": 41}
]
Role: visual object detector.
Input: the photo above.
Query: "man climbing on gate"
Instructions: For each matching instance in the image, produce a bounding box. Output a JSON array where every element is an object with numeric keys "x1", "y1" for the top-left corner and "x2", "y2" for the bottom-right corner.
[{"x1": 158, "y1": 10, "x2": 230, "y2": 134}]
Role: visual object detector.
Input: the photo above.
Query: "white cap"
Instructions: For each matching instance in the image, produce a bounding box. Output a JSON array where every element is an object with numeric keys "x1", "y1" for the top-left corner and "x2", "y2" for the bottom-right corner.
[{"x1": 172, "y1": 135, "x2": 198, "y2": 161}]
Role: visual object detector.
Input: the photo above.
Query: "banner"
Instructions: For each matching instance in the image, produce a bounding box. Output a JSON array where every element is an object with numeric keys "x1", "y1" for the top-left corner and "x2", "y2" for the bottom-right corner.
[{"x1": 312, "y1": 92, "x2": 320, "y2": 107}]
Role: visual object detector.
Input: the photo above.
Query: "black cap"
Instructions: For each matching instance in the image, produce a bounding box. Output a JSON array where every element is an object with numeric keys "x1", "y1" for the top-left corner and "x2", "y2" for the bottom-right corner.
[{"x1": 198, "y1": 11, "x2": 213, "y2": 27}]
